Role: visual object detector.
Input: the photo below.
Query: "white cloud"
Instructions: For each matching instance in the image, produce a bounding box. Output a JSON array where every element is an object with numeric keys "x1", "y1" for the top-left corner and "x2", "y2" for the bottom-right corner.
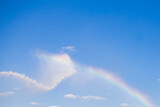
[
  {"x1": 62, "y1": 46, "x2": 75, "y2": 51},
  {"x1": 0, "y1": 71, "x2": 51, "y2": 91},
  {"x1": 0, "y1": 53, "x2": 77, "y2": 91},
  {"x1": 80, "y1": 95, "x2": 107, "y2": 100},
  {"x1": 64, "y1": 94, "x2": 78, "y2": 99},
  {"x1": 64, "y1": 94, "x2": 107, "y2": 101},
  {"x1": 37, "y1": 53, "x2": 77, "y2": 89},
  {"x1": 29, "y1": 102, "x2": 40, "y2": 106},
  {"x1": 48, "y1": 105, "x2": 60, "y2": 107},
  {"x1": 29, "y1": 102, "x2": 59, "y2": 107},
  {"x1": 120, "y1": 103, "x2": 130, "y2": 106},
  {"x1": 0, "y1": 91, "x2": 14, "y2": 97}
]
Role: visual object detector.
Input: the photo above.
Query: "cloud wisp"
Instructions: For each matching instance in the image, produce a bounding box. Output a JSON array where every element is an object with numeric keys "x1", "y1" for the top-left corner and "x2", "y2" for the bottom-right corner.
[
  {"x1": 62, "y1": 46, "x2": 75, "y2": 52},
  {"x1": 0, "y1": 71, "x2": 52, "y2": 91},
  {"x1": 29, "y1": 102, "x2": 40, "y2": 106},
  {"x1": 0, "y1": 91, "x2": 14, "y2": 97},
  {"x1": 29, "y1": 102, "x2": 59, "y2": 107},
  {"x1": 0, "y1": 53, "x2": 77, "y2": 91},
  {"x1": 64, "y1": 94, "x2": 78, "y2": 99},
  {"x1": 64, "y1": 94, "x2": 107, "y2": 101},
  {"x1": 48, "y1": 105, "x2": 60, "y2": 107},
  {"x1": 120, "y1": 103, "x2": 130, "y2": 106}
]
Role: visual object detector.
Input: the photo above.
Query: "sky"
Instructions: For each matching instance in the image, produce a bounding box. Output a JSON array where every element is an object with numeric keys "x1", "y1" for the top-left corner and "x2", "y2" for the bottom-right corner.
[{"x1": 0, "y1": 0, "x2": 160, "y2": 107}]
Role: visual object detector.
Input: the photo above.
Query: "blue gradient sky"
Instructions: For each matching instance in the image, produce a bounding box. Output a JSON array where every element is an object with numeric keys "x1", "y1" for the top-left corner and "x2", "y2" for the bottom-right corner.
[{"x1": 0, "y1": 0, "x2": 160, "y2": 107}]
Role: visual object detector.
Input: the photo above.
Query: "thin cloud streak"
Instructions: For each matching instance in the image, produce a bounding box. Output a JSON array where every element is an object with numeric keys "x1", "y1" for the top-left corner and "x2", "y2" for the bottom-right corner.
[
  {"x1": 48, "y1": 105, "x2": 60, "y2": 107},
  {"x1": 0, "y1": 91, "x2": 14, "y2": 96},
  {"x1": 64, "y1": 94, "x2": 107, "y2": 101},
  {"x1": 29, "y1": 102, "x2": 40, "y2": 106},
  {"x1": 0, "y1": 53, "x2": 77, "y2": 91},
  {"x1": 0, "y1": 71, "x2": 52, "y2": 91},
  {"x1": 62, "y1": 46, "x2": 75, "y2": 51},
  {"x1": 80, "y1": 95, "x2": 107, "y2": 100},
  {"x1": 64, "y1": 94, "x2": 78, "y2": 99},
  {"x1": 120, "y1": 103, "x2": 130, "y2": 106}
]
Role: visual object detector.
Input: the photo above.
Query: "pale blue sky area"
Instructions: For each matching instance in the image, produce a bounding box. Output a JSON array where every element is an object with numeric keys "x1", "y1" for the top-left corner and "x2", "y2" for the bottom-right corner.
[{"x1": 0, "y1": 0, "x2": 160, "y2": 107}]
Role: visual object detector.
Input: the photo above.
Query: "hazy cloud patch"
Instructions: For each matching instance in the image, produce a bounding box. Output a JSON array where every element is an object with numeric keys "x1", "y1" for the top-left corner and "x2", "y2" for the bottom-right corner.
[
  {"x1": 64, "y1": 94, "x2": 107, "y2": 101},
  {"x1": 29, "y1": 102, "x2": 40, "y2": 106},
  {"x1": 0, "y1": 91, "x2": 14, "y2": 97},
  {"x1": 64, "y1": 94, "x2": 78, "y2": 99},
  {"x1": 120, "y1": 103, "x2": 130, "y2": 106},
  {"x1": 62, "y1": 46, "x2": 75, "y2": 52},
  {"x1": 48, "y1": 105, "x2": 60, "y2": 107}
]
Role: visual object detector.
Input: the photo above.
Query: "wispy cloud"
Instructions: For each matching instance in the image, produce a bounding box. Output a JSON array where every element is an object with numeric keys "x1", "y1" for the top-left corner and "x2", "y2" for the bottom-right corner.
[
  {"x1": 29, "y1": 102, "x2": 59, "y2": 107},
  {"x1": 0, "y1": 91, "x2": 14, "y2": 97},
  {"x1": 0, "y1": 71, "x2": 51, "y2": 91},
  {"x1": 48, "y1": 105, "x2": 60, "y2": 107},
  {"x1": 0, "y1": 53, "x2": 77, "y2": 91},
  {"x1": 64, "y1": 94, "x2": 78, "y2": 99},
  {"x1": 80, "y1": 95, "x2": 107, "y2": 100},
  {"x1": 29, "y1": 102, "x2": 40, "y2": 106},
  {"x1": 62, "y1": 46, "x2": 75, "y2": 51},
  {"x1": 64, "y1": 94, "x2": 107, "y2": 101},
  {"x1": 120, "y1": 103, "x2": 130, "y2": 106}
]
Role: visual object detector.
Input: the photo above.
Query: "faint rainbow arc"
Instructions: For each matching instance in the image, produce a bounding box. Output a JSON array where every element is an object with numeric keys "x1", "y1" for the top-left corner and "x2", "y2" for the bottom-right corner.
[{"x1": 74, "y1": 64, "x2": 154, "y2": 107}]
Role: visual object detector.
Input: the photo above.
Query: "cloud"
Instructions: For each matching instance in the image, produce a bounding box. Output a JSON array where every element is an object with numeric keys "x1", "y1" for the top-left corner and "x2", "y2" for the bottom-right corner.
[
  {"x1": 0, "y1": 71, "x2": 51, "y2": 91},
  {"x1": 48, "y1": 105, "x2": 60, "y2": 107},
  {"x1": 64, "y1": 94, "x2": 78, "y2": 99},
  {"x1": 64, "y1": 94, "x2": 107, "y2": 101},
  {"x1": 29, "y1": 102, "x2": 40, "y2": 106},
  {"x1": 62, "y1": 46, "x2": 75, "y2": 51},
  {"x1": 0, "y1": 53, "x2": 77, "y2": 91},
  {"x1": 80, "y1": 95, "x2": 107, "y2": 100},
  {"x1": 120, "y1": 103, "x2": 130, "y2": 106},
  {"x1": 29, "y1": 102, "x2": 59, "y2": 107},
  {"x1": 37, "y1": 53, "x2": 77, "y2": 89},
  {"x1": 0, "y1": 91, "x2": 14, "y2": 97}
]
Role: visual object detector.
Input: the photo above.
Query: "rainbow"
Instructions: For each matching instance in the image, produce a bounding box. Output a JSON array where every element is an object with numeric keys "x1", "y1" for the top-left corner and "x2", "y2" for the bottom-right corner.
[
  {"x1": 39, "y1": 53, "x2": 155, "y2": 106},
  {"x1": 0, "y1": 52, "x2": 154, "y2": 107},
  {"x1": 78, "y1": 66, "x2": 154, "y2": 107}
]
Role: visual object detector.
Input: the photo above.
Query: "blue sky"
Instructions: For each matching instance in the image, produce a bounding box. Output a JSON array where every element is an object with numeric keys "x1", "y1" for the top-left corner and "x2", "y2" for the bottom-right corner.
[{"x1": 0, "y1": 0, "x2": 160, "y2": 107}]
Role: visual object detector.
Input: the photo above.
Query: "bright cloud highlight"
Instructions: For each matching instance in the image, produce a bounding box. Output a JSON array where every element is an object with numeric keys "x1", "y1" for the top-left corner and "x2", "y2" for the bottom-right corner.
[
  {"x1": 120, "y1": 103, "x2": 130, "y2": 106},
  {"x1": 29, "y1": 102, "x2": 40, "y2": 106},
  {"x1": 64, "y1": 94, "x2": 78, "y2": 99}
]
